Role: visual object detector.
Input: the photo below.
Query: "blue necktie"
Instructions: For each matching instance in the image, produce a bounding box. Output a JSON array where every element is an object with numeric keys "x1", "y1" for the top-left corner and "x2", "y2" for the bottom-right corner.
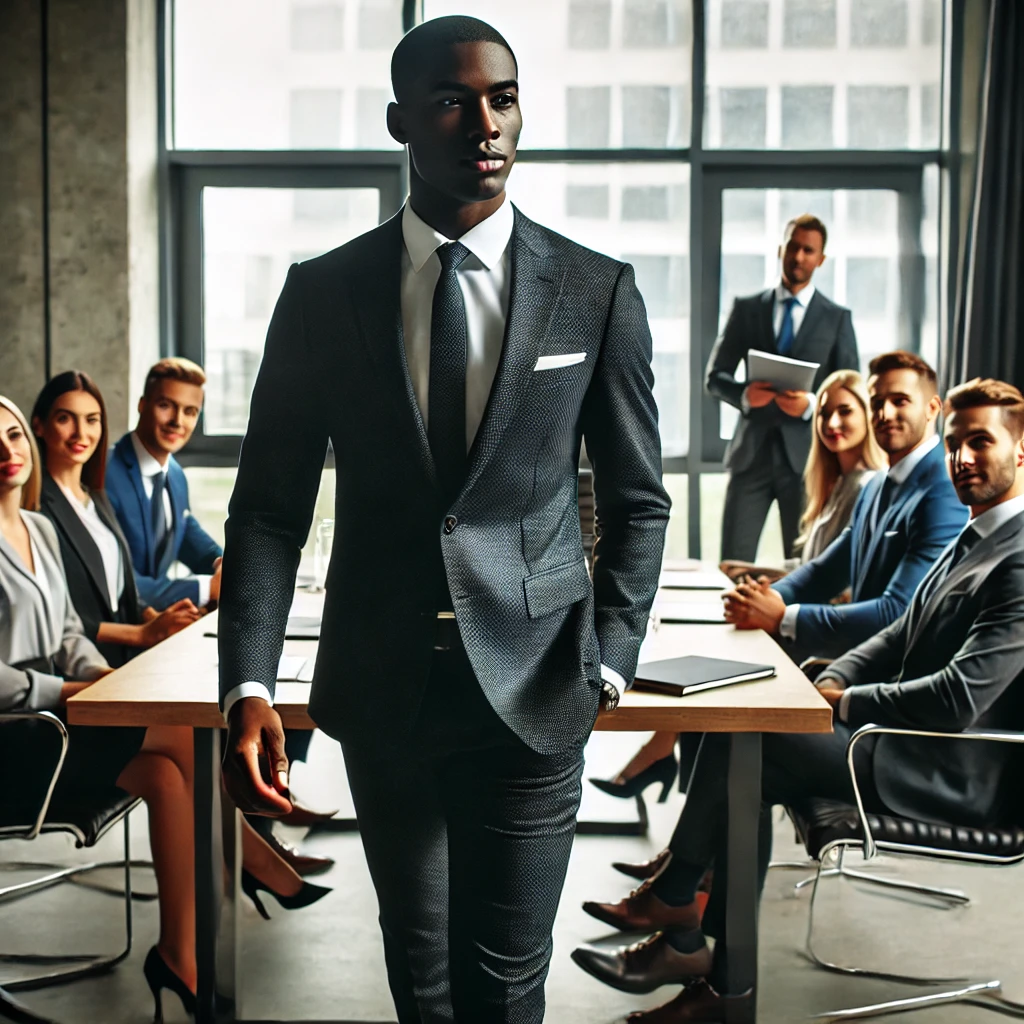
[
  {"x1": 776, "y1": 296, "x2": 798, "y2": 355},
  {"x1": 428, "y1": 241, "x2": 471, "y2": 507},
  {"x1": 151, "y1": 471, "x2": 172, "y2": 572}
]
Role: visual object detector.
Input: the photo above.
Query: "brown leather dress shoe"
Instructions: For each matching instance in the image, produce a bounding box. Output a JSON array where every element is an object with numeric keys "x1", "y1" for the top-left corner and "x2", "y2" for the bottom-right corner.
[
  {"x1": 571, "y1": 932, "x2": 711, "y2": 994},
  {"x1": 583, "y1": 878, "x2": 702, "y2": 933},
  {"x1": 263, "y1": 831, "x2": 335, "y2": 877},
  {"x1": 627, "y1": 980, "x2": 752, "y2": 1022},
  {"x1": 612, "y1": 848, "x2": 672, "y2": 880}
]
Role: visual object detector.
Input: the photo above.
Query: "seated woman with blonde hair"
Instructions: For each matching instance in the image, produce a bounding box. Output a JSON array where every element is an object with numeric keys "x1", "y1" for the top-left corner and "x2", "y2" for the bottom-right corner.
[
  {"x1": 592, "y1": 370, "x2": 886, "y2": 804},
  {"x1": 0, "y1": 393, "x2": 328, "y2": 1023}
]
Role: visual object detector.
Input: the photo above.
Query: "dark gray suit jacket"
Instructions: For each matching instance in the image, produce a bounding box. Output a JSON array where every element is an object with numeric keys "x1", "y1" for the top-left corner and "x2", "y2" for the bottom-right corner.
[
  {"x1": 218, "y1": 207, "x2": 671, "y2": 754},
  {"x1": 827, "y1": 508, "x2": 1024, "y2": 827},
  {"x1": 705, "y1": 288, "x2": 859, "y2": 474}
]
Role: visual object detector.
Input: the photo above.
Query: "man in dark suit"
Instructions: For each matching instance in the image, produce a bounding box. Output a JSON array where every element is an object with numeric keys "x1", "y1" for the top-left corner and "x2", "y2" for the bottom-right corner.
[
  {"x1": 572, "y1": 377, "x2": 1024, "y2": 1022},
  {"x1": 218, "y1": 17, "x2": 669, "y2": 1024},
  {"x1": 723, "y1": 351, "x2": 968, "y2": 663},
  {"x1": 105, "y1": 358, "x2": 223, "y2": 611},
  {"x1": 706, "y1": 215, "x2": 859, "y2": 561}
]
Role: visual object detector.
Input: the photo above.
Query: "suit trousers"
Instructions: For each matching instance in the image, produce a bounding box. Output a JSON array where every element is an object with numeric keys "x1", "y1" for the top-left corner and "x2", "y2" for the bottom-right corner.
[
  {"x1": 341, "y1": 639, "x2": 586, "y2": 1024},
  {"x1": 659, "y1": 727, "x2": 885, "y2": 990},
  {"x1": 720, "y1": 432, "x2": 804, "y2": 562}
]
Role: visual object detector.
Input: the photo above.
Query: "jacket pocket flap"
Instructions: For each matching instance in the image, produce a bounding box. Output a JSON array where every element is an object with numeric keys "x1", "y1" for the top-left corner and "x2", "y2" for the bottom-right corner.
[{"x1": 523, "y1": 558, "x2": 592, "y2": 619}]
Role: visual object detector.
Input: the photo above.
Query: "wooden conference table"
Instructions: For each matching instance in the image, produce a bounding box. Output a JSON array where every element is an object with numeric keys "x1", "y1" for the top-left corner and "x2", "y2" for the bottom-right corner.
[{"x1": 68, "y1": 582, "x2": 831, "y2": 1024}]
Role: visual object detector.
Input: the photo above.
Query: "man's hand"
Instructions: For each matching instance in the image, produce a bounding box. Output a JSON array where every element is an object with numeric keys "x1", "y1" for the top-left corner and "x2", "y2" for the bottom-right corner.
[
  {"x1": 817, "y1": 687, "x2": 845, "y2": 710},
  {"x1": 722, "y1": 576, "x2": 787, "y2": 633},
  {"x1": 208, "y1": 557, "x2": 223, "y2": 604},
  {"x1": 775, "y1": 390, "x2": 814, "y2": 418},
  {"x1": 744, "y1": 381, "x2": 777, "y2": 410},
  {"x1": 222, "y1": 697, "x2": 293, "y2": 816}
]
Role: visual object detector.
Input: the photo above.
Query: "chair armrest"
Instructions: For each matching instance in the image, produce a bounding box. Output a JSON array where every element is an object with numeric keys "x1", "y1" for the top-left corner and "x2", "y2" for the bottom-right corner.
[
  {"x1": 844, "y1": 723, "x2": 1024, "y2": 860},
  {"x1": 0, "y1": 710, "x2": 69, "y2": 840},
  {"x1": 799, "y1": 657, "x2": 834, "y2": 683}
]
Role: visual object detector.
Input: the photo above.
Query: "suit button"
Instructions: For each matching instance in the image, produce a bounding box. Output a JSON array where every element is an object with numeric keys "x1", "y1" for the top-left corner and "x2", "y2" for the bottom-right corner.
[{"x1": 443, "y1": 515, "x2": 458, "y2": 535}]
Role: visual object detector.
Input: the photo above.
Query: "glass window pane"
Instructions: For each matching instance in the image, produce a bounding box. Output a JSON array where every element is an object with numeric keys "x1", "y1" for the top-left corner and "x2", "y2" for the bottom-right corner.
[
  {"x1": 662, "y1": 473, "x2": 689, "y2": 561},
  {"x1": 566, "y1": 185, "x2": 610, "y2": 218},
  {"x1": 721, "y1": 0, "x2": 769, "y2": 48},
  {"x1": 174, "y1": 0, "x2": 403, "y2": 148},
  {"x1": 704, "y1": 0, "x2": 942, "y2": 149},
  {"x1": 506, "y1": 163, "x2": 691, "y2": 456},
  {"x1": 424, "y1": 0, "x2": 692, "y2": 148},
  {"x1": 356, "y1": 87, "x2": 393, "y2": 147},
  {"x1": 851, "y1": 0, "x2": 908, "y2": 47},
  {"x1": 201, "y1": 187, "x2": 380, "y2": 435}
]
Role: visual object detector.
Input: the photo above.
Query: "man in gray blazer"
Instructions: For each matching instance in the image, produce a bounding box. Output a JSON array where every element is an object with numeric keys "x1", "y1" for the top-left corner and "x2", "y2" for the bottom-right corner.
[
  {"x1": 706, "y1": 215, "x2": 859, "y2": 560},
  {"x1": 572, "y1": 377, "x2": 1024, "y2": 1022}
]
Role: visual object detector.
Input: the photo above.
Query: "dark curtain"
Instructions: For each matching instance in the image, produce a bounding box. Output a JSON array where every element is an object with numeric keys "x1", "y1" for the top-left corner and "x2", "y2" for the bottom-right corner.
[{"x1": 951, "y1": 0, "x2": 1024, "y2": 389}]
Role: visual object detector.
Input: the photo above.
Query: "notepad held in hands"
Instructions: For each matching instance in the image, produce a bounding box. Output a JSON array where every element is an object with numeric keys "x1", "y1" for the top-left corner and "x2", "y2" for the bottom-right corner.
[{"x1": 633, "y1": 656, "x2": 775, "y2": 697}]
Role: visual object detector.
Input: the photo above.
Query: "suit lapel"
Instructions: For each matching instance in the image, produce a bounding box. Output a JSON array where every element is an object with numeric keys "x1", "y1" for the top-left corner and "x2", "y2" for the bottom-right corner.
[
  {"x1": 117, "y1": 435, "x2": 157, "y2": 575},
  {"x1": 350, "y1": 213, "x2": 438, "y2": 491},
  {"x1": 94, "y1": 490, "x2": 139, "y2": 616},
  {"x1": 40, "y1": 476, "x2": 113, "y2": 616},
  {"x1": 760, "y1": 290, "x2": 776, "y2": 350},
  {"x1": 851, "y1": 473, "x2": 884, "y2": 587},
  {"x1": 461, "y1": 210, "x2": 563, "y2": 498}
]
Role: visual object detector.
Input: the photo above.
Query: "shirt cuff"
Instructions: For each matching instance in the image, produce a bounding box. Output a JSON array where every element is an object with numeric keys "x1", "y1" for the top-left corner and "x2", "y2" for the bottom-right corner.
[
  {"x1": 740, "y1": 390, "x2": 751, "y2": 415},
  {"x1": 838, "y1": 688, "x2": 853, "y2": 723},
  {"x1": 223, "y1": 681, "x2": 274, "y2": 722},
  {"x1": 801, "y1": 394, "x2": 815, "y2": 421},
  {"x1": 194, "y1": 575, "x2": 213, "y2": 606},
  {"x1": 601, "y1": 663, "x2": 629, "y2": 696},
  {"x1": 26, "y1": 670, "x2": 66, "y2": 712},
  {"x1": 779, "y1": 603, "x2": 800, "y2": 640}
]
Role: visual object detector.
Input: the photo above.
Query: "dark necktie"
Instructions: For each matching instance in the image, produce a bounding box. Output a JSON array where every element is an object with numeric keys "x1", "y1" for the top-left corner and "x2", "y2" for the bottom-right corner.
[
  {"x1": 776, "y1": 296, "x2": 798, "y2": 355},
  {"x1": 151, "y1": 471, "x2": 172, "y2": 571},
  {"x1": 947, "y1": 526, "x2": 980, "y2": 571},
  {"x1": 872, "y1": 474, "x2": 897, "y2": 532},
  {"x1": 428, "y1": 241, "x2": 471, "y2": 506}
]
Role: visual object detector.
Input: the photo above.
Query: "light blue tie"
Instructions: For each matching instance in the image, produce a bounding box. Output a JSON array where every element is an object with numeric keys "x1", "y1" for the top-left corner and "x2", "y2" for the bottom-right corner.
[{"x1": 776, "y1": 296, "x2": 798, "y2": 355}]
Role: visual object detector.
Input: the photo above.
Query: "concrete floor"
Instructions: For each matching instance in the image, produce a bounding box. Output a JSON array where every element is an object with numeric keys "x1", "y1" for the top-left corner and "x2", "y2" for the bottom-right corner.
[{"x1": 2, "y1": 730, "x2": 1022, "y2": 1023}]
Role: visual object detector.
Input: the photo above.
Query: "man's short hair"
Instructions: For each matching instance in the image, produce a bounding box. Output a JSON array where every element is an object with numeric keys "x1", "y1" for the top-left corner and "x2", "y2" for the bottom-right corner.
[
  {"x1": 945, "y1": 378, "x2": 1024, "y2": 438},
  {"x1": 784, "y1": 213, "x2": 828, "y2": 251},
  {"x1": 867, "y1": 350, "x2": 938, "y2": 396},
  {"x1": 391, "y1": 16, "x2": 517, "y2": 103},
  {"x1": 143, "y1": 357, "x2": 206, "y2": 399}
]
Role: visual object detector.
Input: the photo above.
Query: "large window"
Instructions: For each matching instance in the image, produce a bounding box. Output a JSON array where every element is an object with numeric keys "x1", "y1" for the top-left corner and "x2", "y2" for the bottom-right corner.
[{"x1": 167, "y1": 0, "x2": 948, "y2": 561}]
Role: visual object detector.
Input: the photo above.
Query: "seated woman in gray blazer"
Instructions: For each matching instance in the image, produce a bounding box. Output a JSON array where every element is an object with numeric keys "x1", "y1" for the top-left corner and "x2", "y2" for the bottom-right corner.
[
  {"x1": 0, "y1": 394, "x2": 325, "y2": 1021},
  {"x1": 592, "y1": 371, "x2": 886, "y2": 805}
]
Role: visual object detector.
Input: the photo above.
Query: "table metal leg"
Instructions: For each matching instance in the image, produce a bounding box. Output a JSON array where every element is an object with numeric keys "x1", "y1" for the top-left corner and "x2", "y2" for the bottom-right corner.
[
  {"x1": 724, "y1": 732, "x2": 761, "y2": 1024},
  {"x1": 194, "y1": 727, "x2": 239, "y2": 1023}
]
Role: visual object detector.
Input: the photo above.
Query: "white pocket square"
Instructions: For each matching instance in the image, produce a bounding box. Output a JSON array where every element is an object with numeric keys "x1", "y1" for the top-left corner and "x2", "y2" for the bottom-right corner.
[
  {"x1": 534, "y1": 352, "x2": 586, "y2": 371},
  {"x1": 884, "y1": 529, "x2": 899, "y2": 537}
]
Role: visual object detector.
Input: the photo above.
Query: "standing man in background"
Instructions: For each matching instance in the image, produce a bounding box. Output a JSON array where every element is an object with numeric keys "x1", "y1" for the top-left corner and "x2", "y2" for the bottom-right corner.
[
  {"x1": 706, "y1": 215, "x2": 859, "y2": 561},
  {"x1": 217, "y1": 15, "x2": 669, "y2": 1024}
]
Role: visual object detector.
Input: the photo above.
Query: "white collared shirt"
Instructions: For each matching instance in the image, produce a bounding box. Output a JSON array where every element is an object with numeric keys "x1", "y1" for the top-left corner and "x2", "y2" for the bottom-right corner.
[
  {"x1": 772, "y1": 281, "x2": 816, "y2": 339},
  {"x1": 223, "y1": 197, "x2": 627, "y2": 720},
  {"x1": 130, "y1": 432, "x2": 211, "y2": 605},
  {"x1": 401, "y1": 199, "x2": 513, "y2": 450}
]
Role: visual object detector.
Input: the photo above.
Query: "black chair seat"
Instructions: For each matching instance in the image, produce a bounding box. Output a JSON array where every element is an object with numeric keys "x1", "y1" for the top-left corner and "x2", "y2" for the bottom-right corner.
[
  {"x1": 792, "y1": 798, "x2": 1024, "y2": 861},
  {"x1": 1, "y1": 787, "x2": 138, "y2": 848}
]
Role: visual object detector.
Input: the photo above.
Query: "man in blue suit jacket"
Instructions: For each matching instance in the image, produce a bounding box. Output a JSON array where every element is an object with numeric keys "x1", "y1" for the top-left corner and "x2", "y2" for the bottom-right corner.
[
  {"x1": 106, "y1": 358, "x2": 222, "y2": 610},
  {"x1": 723, "y1": 351, "x2": 967, "y2": 662}
]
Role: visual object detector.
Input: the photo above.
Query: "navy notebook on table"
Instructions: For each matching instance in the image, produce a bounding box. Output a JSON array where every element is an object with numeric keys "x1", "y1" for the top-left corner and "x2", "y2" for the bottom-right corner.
[{"x1": 633, "y1": 655, "x2": 775, "y2": 697}]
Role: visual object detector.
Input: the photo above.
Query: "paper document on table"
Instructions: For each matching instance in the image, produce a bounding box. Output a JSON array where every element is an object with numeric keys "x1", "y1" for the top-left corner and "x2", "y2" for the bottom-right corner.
[
  {"x1": 747, "y1": 351, "x2": 819, "y2": 393},
  {"x1": 277, "y1": 655, "x2": 314, "y2": 681},
  {"x1": 655, "y1": 602, "x2": 728, "y2": 625}
]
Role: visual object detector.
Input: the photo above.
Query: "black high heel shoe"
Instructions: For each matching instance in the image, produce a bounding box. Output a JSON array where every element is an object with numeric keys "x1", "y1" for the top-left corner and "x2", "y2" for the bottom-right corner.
[
  {"x1": 588, "y1": 754, "x2": 678, "y2": 803},
  {"x1": 144, "y1": 945, "x2": 195, "y2": 1023},
  {"x1": 143, "y1": 946, "x2": 233, "y2": 1022},
  {"x1": 240, "y1": 868, "x2": 332, "y2": 920}
]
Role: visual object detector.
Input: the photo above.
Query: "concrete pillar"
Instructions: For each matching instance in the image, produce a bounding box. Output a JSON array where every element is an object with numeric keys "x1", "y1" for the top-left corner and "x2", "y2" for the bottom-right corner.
[{"x1": 0, "y1": 0, "x2": 159, "y2": 433}]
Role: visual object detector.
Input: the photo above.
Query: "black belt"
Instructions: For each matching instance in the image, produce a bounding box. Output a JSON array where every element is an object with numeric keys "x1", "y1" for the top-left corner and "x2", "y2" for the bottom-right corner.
[{"x1": 433, "y1": 613, "x2": 463, "y2": 652}]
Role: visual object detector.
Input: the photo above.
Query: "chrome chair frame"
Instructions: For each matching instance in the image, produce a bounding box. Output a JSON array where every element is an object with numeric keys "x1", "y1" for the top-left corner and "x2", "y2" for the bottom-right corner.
[
  {"x1": 805, "y1": 723, "x2": 1024, "y2": 1021},
  {"x1": 0, "y1": 711, "x2": 141, "y2": 1024}
]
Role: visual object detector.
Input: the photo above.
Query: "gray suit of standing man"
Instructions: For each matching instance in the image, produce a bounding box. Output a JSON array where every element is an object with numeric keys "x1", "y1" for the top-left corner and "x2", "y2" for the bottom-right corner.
[
  {"x1": 706, "y1": 215, "x2": 859, "y2": 561},
  {"x1": 216, "y1": 16, "x2": 669, "y2": 1024}
]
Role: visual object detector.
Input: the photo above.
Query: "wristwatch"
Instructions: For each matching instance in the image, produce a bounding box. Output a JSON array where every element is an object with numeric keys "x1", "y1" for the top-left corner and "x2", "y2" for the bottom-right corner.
[{"x1": 601, "y1": 680, "x2": 621, "y2": 711}]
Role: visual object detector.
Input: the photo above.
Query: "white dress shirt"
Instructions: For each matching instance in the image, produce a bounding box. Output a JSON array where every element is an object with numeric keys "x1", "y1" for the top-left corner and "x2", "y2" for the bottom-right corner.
[
  {"x1": 223, "y1": 198, "x2": 628, "y2": 720},
  {"x1": 780, "y1": 434, "x2": 940, "y2": 642},
  {"x1": 58, "y1": 483, "x2": 125, "y2": 610},
  {"x1": 130, "y1": 432, "x2": 211, "y2": 605}
]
